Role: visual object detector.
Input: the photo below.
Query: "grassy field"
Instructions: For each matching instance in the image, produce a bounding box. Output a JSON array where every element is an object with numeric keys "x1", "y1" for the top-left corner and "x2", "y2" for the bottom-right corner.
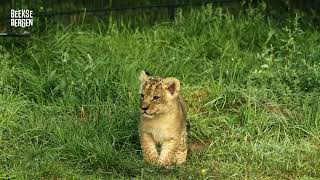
[{"x1": 1, "y1": 6, "x2": 320, "y2": 179}]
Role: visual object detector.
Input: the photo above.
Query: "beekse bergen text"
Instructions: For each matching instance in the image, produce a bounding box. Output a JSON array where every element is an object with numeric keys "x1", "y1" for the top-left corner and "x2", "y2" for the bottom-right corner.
[{"x1": 11, "y1": 9, "x2": 33, "y2": 27}]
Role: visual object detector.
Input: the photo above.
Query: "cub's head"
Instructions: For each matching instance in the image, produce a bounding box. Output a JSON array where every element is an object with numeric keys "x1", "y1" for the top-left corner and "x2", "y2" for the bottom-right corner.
[{"x1": 139, "y1": 70, "x2": 180, "y2": 117}]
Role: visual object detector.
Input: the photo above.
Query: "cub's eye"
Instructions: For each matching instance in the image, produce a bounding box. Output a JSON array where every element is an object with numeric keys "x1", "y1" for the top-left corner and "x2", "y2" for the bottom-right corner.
[
  {"x1": 153, "y1": 96, "x2": 160, "y2": 101},
  {"x1": 140, "y1": 94, "x2": 144, "y2": 99}
]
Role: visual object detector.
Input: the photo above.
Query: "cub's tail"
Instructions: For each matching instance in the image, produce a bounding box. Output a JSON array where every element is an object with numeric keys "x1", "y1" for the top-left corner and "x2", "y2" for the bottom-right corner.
[
  {"x1": 186, "y1": 121, "x2": 213, "y2": 152},
  {"x1": 187, "y1": 139, "x2": 213, "y2": 152}
]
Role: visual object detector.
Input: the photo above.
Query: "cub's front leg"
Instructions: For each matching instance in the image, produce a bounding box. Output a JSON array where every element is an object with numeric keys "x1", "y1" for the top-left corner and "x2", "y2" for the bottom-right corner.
[
  {"x1": 158, "y1": 138, "x2": 178, "y2": 166},
  {"x1": 140, "y1": 133, "x2": 158, "y2": 164}
]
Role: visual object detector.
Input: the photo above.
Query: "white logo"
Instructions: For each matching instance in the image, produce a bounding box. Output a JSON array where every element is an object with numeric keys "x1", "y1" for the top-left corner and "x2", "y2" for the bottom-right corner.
[{"x1": 11, "y1": 9, "x2": 33, "y2": 28}]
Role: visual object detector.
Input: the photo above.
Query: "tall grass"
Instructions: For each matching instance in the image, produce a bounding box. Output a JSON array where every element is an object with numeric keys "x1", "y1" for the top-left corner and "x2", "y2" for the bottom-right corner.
[{"x1": 1, "y1": 6, "x2": 320, "y2": 179}]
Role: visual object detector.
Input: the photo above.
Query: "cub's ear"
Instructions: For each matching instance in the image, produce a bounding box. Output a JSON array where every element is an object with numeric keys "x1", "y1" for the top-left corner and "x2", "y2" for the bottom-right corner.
[
  {"x1": 163, "y1": 77, "x2": 180, "y2": 96},
  {"x1": 139, "y1": 70, "x2": 148, "y2": 83}
]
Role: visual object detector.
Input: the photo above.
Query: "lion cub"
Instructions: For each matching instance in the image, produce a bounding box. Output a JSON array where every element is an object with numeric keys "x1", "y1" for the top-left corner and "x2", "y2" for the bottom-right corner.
[{"x1": 138, "y1": 71, "x2": 188, "y2": 166}]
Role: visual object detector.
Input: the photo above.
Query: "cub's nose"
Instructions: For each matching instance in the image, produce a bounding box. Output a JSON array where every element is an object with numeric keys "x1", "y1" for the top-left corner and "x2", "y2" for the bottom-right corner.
[
  {"x1": 141, "y1": 103, "x2": 149, "y2": 111},
  {"x1": 142, "y1": 107, "x2": 148, "y2": 111}
]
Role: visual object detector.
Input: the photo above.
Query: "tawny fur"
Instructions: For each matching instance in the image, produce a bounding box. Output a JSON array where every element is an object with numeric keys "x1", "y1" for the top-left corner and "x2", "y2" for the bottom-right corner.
[{"x1": 138, "y1": 71, "x2": 188, "y2": 166}]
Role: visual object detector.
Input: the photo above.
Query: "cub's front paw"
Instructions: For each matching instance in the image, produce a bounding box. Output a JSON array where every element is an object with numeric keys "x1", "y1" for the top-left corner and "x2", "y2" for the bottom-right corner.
[
  {"x1": 157, "y1": 157, "x2": 174, "y2": 166},
  {"x1": 143, "y1": 155, "x2": 158, "y2": 165}
]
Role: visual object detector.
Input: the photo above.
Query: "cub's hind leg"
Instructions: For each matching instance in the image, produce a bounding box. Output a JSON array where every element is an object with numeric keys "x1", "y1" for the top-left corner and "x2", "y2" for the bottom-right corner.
[
  {"x1": 174, "y1": 132, "x2": 188, "y2": 164},
  {"x1": 174, "y1": 145, "x2": 187, "y2": 164}
]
